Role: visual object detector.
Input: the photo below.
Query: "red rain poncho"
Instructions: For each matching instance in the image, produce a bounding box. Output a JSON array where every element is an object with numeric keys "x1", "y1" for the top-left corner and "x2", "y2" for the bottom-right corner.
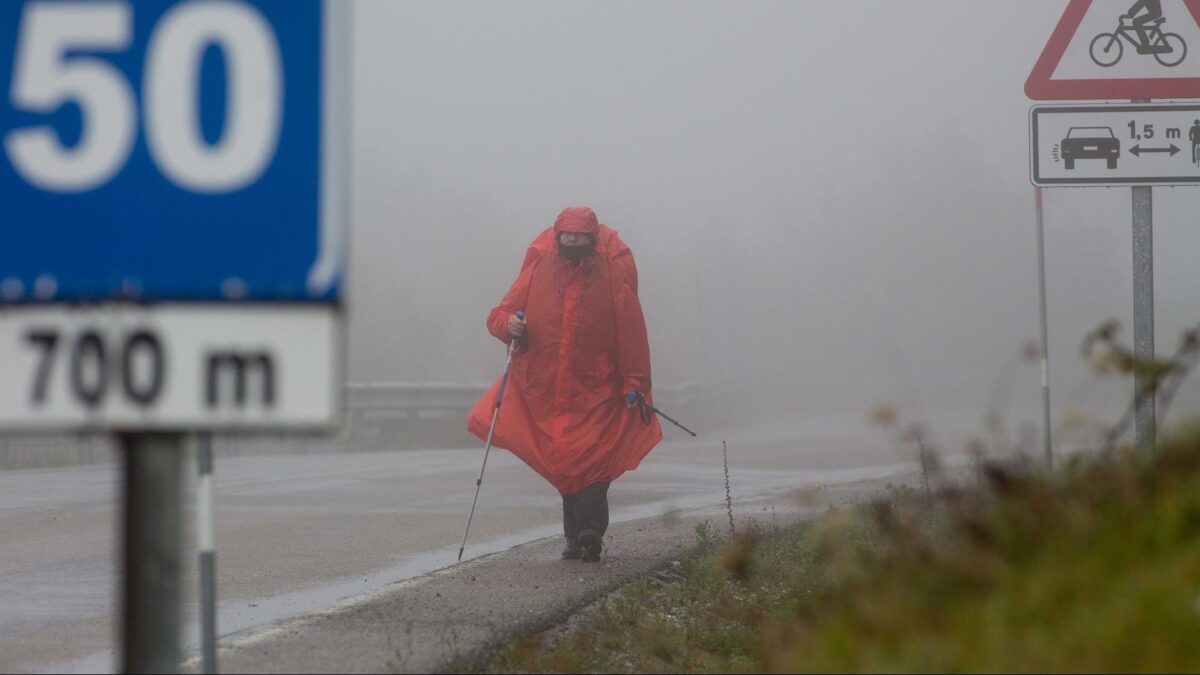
[{"x1": 467, "y1": 207, "x2": 663, "y2": 495}]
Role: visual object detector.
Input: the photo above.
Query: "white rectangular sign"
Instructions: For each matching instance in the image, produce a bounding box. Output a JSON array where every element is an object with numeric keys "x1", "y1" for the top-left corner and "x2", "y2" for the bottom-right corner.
[
  {"x1": 0, "y1": 305, "x2": 341, "y2": 431},
  {"x1": 1031, "y1": 103, "x2": 1200, "y2": 186}
]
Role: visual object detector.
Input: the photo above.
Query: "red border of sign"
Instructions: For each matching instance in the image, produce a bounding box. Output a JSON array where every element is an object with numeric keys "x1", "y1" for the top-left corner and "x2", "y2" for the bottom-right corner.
[{"x1": 1026, "y1": 0, "x2": 1200, "y2": 99}]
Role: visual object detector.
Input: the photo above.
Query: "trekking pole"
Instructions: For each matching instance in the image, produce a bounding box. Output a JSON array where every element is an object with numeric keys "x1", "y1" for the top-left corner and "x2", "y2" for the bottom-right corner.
[
  {"x1": 458, "y1": 311, "x2": 523, "y2": 563},
  {"x1": 627, "y1": 392, "x2": 699, "y2": 437}
]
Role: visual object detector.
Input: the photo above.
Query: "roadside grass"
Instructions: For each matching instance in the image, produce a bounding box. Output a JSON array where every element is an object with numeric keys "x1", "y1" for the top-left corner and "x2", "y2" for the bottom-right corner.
[{"x1": 487, "y1": 424, "x2": 1200, "y2": 673}]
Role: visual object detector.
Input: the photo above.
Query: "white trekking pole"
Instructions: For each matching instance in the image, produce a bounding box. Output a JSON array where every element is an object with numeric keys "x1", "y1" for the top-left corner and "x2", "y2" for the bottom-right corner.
[{"x1": 457, "y1": 311, "x2": 523, "y2": 562}]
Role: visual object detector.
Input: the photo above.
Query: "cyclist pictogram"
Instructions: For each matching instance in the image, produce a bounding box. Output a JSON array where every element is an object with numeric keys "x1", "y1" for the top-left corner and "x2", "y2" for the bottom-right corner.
[{"x1": 1090, "y1": 0, "x2": 1188, "y2": 67}]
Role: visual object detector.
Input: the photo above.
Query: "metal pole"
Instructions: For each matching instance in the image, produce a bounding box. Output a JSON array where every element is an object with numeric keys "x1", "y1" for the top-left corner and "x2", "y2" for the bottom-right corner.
[
  {"x1": 197, "y1": 433, "x2": 218, "y2": 674},
  {"x1": 458, "y1": 339, "x2": 517, "y2": 562},
  {"x1": 121, "y1": 433, "x2": 184, "y2": 674},
  {"x1": 1035, "y1": 187, "x2": 1053, "y2": 469},
  {"x1": 1132, "y1": 185, "x2": 1156, "y2": 453}
]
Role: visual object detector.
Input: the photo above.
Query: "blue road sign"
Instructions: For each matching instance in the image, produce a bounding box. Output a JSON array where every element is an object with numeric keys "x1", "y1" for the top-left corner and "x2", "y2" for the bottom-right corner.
[{"x1": 0, "y1": 0, "x2": 347, "y2": 303}]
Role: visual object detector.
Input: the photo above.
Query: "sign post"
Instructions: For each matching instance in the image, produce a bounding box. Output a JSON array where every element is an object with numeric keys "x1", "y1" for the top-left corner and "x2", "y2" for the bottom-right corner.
[
  {"x1": 0, "y1": 1, "x2": 349, "y2": 672},
  {"x1": 1132, "y1": 184, "x2": 1157, "y2": 452},
  {"x1": 121, "y1": 433, "x2": 185, "y2": 673},
  {"x1": 1026, "y1": 0, "x2": 1200, "y2": 456},
  {"x1": 1035, "y1": 188, "x2": 1054, "y2": 469}
]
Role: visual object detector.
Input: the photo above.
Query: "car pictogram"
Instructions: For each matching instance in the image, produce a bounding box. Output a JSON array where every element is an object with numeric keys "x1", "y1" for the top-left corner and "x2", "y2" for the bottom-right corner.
[{"x1": 1061, "y1": 127, "x2": 1120, "y2": 170}]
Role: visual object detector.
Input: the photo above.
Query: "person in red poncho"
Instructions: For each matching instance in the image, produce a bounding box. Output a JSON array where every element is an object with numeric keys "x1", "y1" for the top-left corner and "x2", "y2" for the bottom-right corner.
[{"x1": 467, "y1": 206, "x2": 663, "y2": 562}]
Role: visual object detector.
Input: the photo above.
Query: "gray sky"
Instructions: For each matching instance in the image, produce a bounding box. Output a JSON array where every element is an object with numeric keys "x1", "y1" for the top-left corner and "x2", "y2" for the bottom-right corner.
[{"x1": 346, "y1": 1, "x2": 1200, "y2": 432}]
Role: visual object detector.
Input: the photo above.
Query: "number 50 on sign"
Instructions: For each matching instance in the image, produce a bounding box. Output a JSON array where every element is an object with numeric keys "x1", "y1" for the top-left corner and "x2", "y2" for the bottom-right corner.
[
  {"x1": 7, "y1": 1, "x2": 283, "y2": 194},
  {"x1": 0, "y1": 0, "x2": 347, "y2": 303}
]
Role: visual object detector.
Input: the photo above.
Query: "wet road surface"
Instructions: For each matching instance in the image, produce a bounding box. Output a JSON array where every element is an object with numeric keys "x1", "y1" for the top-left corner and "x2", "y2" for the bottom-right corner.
[{"x1": 0, "y1": 420, "x2": 958, "y2": 673}]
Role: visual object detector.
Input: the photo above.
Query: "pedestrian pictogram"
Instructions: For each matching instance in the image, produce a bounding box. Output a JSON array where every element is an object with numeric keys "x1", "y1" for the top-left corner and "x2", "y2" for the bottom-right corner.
[
  {"x1": 1189, "y1": 118, "x2": 1200, "y2": 163},
  {"x1": 1026, "y1": 0, "x2": 1200, "y2": 100}
]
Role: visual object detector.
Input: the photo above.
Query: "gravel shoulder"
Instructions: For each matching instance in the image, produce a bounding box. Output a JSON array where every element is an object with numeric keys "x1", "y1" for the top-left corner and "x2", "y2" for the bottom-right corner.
[{"x1": 206, "y1": 476, "x2": 916, "y2": 674}]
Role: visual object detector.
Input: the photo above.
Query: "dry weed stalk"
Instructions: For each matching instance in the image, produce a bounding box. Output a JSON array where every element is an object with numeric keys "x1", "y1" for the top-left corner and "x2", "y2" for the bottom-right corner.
[{"x1": 723, "y1": 440, "x2": 735, "y2": 538}]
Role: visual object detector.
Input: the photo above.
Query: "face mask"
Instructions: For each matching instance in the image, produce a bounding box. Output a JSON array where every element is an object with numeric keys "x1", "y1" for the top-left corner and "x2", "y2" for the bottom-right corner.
[{"x1": 557, "y1": 236, "x2": 595, "y2": 262}]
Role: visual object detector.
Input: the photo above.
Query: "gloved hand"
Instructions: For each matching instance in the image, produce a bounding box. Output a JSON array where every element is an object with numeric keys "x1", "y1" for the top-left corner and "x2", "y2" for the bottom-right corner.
[
  {"x1": 508, "y1": 311, "x2": 528, "y2": 352},
  {"x1": 626, "y1": 391, "x2": 652, "y2": 424},
  {"x1": 507, "y1": 313, "x2": 526, "y2": 338}
]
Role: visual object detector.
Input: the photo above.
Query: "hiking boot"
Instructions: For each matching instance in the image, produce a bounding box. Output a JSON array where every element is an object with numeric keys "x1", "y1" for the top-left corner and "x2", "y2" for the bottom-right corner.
[
  {"x1": 561, "y1": 538, "x2": 583, "y2": 560},
  {"x1": 578, "y1": 529, "x2": 602, "y2": 563}
]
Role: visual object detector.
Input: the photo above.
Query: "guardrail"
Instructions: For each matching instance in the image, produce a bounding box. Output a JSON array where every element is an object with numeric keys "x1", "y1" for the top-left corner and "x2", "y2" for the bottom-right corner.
[
  {"x1": 341, "y1": 379, "x2": 737, "y2": 451},
  {"x1": 0, "y1": 380, "x2": 743, "y2": 469},
  {"x1": 343, "y1": 379, "x2": 730, "y2": 414}
]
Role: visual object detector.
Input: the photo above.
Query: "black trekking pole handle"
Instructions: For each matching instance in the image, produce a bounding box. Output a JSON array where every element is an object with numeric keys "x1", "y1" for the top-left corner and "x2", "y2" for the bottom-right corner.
[{"x1": 626, "y1": 391, "x2": 698, "y2": 437}]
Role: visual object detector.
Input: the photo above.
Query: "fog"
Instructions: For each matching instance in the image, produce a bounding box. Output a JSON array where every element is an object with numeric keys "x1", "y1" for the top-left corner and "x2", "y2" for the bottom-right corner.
[{"x1": 346, "y1": 1, "x2": 1200, "y2": 438}]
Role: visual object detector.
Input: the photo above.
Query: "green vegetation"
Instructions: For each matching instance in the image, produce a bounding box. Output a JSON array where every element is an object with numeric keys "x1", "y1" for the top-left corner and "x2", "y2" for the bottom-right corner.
[{"x1": 489, "y1": 425, "x2": 1200, "y2": 673}]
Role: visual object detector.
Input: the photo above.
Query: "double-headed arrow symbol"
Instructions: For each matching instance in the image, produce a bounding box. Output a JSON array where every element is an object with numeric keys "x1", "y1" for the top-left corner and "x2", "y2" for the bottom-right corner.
[{"x1": 1129, "y1": 144, "x2": 1181, "y2": 157}]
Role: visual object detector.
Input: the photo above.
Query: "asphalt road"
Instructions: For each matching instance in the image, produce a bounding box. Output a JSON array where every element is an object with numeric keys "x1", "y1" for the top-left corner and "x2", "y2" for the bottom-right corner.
[{"x1": 0, "y1": 419, "x2": 956, "y2": 673}]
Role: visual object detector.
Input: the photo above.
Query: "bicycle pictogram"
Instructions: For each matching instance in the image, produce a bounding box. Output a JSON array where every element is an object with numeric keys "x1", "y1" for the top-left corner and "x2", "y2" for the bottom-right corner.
[{"x1": 1090, "y1": 0, "x2": 1187, "y2": 68}]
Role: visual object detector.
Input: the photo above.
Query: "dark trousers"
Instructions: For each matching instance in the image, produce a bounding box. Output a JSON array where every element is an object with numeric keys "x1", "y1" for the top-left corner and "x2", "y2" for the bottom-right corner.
[{"x1": 562, "y1": 481, "x2": 610, "y2": 541}]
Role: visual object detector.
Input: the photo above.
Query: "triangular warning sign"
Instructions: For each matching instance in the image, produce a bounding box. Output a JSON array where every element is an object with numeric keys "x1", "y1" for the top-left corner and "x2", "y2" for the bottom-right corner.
[{"x1": 1026, "y1": 0, "x2": 1200, "y2": 99}]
